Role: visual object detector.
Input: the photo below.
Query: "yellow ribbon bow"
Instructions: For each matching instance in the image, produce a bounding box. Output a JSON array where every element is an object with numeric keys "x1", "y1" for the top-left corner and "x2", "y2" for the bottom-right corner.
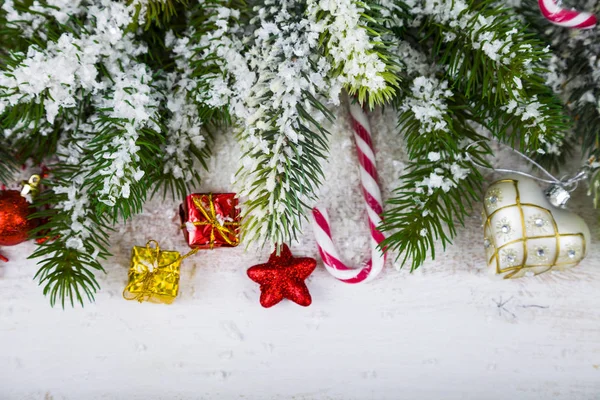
[{"x1": 189, "y1": 194, "x2": 240, "y2": 248}]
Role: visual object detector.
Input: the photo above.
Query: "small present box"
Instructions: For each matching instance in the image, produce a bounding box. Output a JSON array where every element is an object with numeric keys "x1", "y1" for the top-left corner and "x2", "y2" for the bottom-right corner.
[
  {"x1": 179, "y1": 193, "x2": 240, "y2": 249},
  {"x1": 123, "y1": 241, "x2": 182, "y2": 304}
]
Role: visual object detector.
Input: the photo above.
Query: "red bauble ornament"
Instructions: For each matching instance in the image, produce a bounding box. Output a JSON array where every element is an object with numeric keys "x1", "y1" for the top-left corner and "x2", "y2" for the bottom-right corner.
[
  {"x1": 0, "y1": 190, "x2": 39, "y2": 260},
  {"x1": 247, "y1": 244, "x2": 317, "y2": 308}
]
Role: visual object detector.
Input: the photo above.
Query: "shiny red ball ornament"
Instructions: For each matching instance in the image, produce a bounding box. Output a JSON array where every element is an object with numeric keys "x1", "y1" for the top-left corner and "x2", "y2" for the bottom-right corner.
[
  {"x1": 0, "y1": 190, "x2": 38, "y2": 248},
  {"x1": 247, "y1": 244, "x2": 317, "y2": 308}
]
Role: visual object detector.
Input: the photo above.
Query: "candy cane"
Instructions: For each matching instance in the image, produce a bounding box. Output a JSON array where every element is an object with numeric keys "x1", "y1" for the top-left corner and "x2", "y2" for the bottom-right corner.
[
  {"x1": 539, "y1": 0, "x2": 597, "y2": 29},
  {"x1": 311, "y1": 102, "x2": 386, "y2": 283}
]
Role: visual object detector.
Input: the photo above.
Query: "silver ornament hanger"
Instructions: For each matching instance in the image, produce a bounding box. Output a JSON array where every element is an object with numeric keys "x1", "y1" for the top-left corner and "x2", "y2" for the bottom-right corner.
[{"x1": 468, "y1": 141, "x2": 589, "y2": 208}]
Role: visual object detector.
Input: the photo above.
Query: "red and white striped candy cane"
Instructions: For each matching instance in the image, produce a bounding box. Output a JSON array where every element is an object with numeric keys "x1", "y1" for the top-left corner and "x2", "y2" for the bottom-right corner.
[
  {"x1": 539, "y1": 0, "x2": 597, "y2": 29},
  {"x1": 311, "y1": 102, "x2": 386, "y2": 283}
]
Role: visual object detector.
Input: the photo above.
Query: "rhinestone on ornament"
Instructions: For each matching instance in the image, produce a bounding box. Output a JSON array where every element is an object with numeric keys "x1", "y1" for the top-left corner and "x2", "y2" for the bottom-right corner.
[
  {"x1": 534, "y1": 218, "x2": 544, "y2": 227},
  {"x1": 495, "y1": 217, "x2": 513, "y2": 240},
  {"x1": 485, "y1": 188, "x2": 503, "y2": 210},
  {"x1": 484, "y1": 238, "x2": 491, "y2": 249},
  {"x1": 563, "y1": 244, "x2": 582, "y2": 262},
  {"x1": 526, "y1": 214, "x2": 550, "y2": 234},
  {"x1": 501, "y1": 249, "x2": 518, "y2": 266},
  {"x1": 533, "y1": 246, "x2": 549, "y2": 262},
  {"x1": 537, "y1": 248, "x2": 545, "y2": 257}
]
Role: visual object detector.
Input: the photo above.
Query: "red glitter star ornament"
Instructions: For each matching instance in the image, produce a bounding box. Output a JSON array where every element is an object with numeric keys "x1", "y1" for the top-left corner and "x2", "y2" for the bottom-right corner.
[{"x1": 247, "y1": 244, "x2": 317, "y2": 308}]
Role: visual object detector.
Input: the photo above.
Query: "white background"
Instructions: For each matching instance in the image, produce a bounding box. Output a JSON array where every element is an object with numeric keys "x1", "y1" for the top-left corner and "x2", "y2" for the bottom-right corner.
[{"x1": 1, "y1": 106, "x2": 599, "y2": 399}]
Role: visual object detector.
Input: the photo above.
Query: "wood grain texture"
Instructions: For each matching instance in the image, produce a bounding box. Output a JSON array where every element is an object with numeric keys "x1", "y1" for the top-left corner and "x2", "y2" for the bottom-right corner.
[{"x1": 0, "y1": 106, "x2": 598, "y2": 399}]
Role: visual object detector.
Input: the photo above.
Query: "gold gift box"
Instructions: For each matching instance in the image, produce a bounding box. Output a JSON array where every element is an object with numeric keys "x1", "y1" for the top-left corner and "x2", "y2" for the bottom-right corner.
[{"x1": 123, "y1": 241, "x2": 182, "y2": 304}]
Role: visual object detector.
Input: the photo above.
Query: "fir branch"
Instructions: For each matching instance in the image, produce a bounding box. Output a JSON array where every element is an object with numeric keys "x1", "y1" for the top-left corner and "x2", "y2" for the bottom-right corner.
[
  {"x1": 382, "y1": 155, "x2": 487, "y2": 270},
  {"x1": 381, "y1": 69, "x2": 493, "y2": 270},
  {"x1": 238, "y1": 91, "x2": 335, "y2": 245},
  {"x1": 0, "y1": 0, "x2": 82, "y2": 52},
  {"x1": 589, "y1": 160, "x2": 600, "y2": 208},
  {"x1": 26, "y1": 103, "x2": 112, "y2": 307},
  {"x1": 0, "y1": 142, "x2": 17, "y2": 184},
  {"x1": 420, "y1": 0, "x2": 545, "y2": 103},
  {"x1": 191, "y1": 0, "x2": 339, "y2": 246},
  {"x1": 86, "y1": 63, "x2": 163, "y2": 217},
  {"x1": 30, "y1": 167, "x2": 111, "y2": 308},
  {"x1": 130, "y1": 0, "x2": 189, "y2": 30},
  {"x1": 151, "y1": 84, "x2": 211, "y2": 200},
  {"x1": 144, "y1": 0, "x2": 233, "y2": 200},
  {"x1": 472, "y1": 77, "x2": 569, "y2": 154},
  {"x1": 415, "y1": 0, "x2": 568, "y2": 154},
  {"x1": 511, "y1": 0, "x2": 600, "y2": 196},
  {"x1": 237, "y1": 1, "x2": 336, "y2": 246},
  {"x1": 308, "y1": 0, "x2": 401, "y2": 108}
]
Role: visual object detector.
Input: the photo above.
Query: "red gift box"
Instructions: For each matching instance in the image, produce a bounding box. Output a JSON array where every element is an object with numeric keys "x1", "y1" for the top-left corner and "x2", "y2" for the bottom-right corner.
[{"x1": 180, "y1": 193, "x2": 240, "y2": 249}]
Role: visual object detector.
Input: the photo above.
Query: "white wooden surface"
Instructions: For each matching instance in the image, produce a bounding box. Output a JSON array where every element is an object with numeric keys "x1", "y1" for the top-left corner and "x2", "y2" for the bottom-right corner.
[{"x1": 0, "y1": 107, "x2": 599, "y2": 399}]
